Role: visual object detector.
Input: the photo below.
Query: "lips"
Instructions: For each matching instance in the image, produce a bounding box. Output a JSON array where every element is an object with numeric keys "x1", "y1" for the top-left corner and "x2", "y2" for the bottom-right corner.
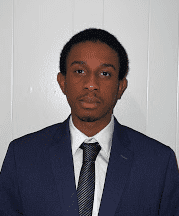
[{"x1": 79, "y1": 96, "x2": 101, "y2": 103}]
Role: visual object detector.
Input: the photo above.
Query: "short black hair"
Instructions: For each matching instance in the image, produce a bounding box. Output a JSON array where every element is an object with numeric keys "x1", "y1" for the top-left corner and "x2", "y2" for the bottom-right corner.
[{"x1": 59, "y1": 28, "x2": 129, "y2": 80}]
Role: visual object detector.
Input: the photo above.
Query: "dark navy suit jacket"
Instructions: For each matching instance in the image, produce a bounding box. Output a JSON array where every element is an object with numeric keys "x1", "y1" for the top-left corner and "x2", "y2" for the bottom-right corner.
[{"x1": 0, "y1": 115, "x2": 179, "y2": 215}]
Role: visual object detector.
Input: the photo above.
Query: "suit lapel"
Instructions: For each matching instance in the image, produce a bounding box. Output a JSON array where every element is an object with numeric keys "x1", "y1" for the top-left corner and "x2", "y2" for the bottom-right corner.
[
  {"x1": 99, "y1": 117, "x2": 134, "y2": 216},
  {"x1": 49, "y1": 115, "x2": 79, "y2": 216}
]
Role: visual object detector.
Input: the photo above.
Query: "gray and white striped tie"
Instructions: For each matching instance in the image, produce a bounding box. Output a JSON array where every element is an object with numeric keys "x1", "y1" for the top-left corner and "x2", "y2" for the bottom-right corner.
[{"x1": 77, "y1": 142, "x2": 101, "y2": 216}]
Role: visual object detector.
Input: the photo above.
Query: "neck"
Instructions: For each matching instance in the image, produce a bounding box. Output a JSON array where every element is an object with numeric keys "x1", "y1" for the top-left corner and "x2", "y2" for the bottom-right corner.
[{"x1": 71, "y1": 113, "x2": 112, "y2": 137}]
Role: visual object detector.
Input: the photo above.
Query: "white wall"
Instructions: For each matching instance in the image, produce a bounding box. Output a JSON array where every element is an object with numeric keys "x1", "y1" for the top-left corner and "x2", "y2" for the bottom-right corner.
[{"x1": 0, "y1": 0, "x2": 179, "y2": 168}]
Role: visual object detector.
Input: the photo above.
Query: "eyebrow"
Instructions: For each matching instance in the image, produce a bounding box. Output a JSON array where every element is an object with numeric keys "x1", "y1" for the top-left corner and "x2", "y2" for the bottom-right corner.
[
  {"x1": 70, "y1": 61, "x2": 86, "y2": 67},
  {"x1": 70, "y1": 61, "x2": 116, "y2": 70},
  {"x1": 102, "y1": 63, "x2": 116, "y2": 71}
]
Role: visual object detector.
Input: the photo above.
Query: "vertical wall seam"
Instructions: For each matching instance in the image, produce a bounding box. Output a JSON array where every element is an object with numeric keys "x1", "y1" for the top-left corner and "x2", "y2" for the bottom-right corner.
[
  {"x1": 102, "y1": 0, "x2": 104, "y2": 28},
  {"x1": 146, "y1": 0, "x2": 151, "y2": 134},
  {"x1": 11, "y1": 0, "x2": 14, "y2": 140},
  {"x1": 72, "y1": 0, "x2": 75, "y2": 34},
  {"x1": 176, "y1": 11, "x2": 179, "y2": 158}
]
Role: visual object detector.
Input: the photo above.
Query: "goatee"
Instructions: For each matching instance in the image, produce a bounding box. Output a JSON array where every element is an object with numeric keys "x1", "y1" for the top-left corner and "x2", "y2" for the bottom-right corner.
[{"x1": 80, "y1": 116, "x2": 99, "y2": 122}]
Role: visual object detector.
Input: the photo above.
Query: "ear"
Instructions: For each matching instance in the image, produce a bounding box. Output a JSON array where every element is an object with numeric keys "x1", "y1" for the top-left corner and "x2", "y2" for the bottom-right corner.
[
  {"x1": 117, "y1": 77, "x2": 128, "y2": 99},
  {"x1": 57, "y1": 72, "x2": 67, "y2": 95}
]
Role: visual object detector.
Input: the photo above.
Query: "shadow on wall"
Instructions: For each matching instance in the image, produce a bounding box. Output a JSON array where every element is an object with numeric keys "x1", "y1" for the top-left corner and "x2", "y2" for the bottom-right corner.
[{"x1": 114, "y1": 91, "x2": 146, "y2": 135}]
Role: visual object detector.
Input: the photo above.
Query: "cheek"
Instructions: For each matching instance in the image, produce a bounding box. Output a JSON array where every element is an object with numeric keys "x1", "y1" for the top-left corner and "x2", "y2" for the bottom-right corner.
[
  {"x1": 101, "y1": 82, "x2": 118, "y2": 95},
  {"x1": 68, "y1": 73, "x2": 84, "y2": 88},
  {"x1": 66, "y1": 80, "x2": 82, "y2": 98}
]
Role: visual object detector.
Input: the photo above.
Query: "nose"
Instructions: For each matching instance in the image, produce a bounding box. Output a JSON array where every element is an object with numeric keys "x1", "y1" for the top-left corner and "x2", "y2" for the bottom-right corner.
[{"x1": 83, "y1": 73, "x2": 99, "y2": 91}]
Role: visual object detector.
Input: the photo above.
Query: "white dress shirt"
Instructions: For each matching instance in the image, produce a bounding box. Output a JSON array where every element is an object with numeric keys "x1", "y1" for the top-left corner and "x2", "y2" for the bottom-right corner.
[{"x1": 69, "y1": 114, "x2": 114, "y2": 216}]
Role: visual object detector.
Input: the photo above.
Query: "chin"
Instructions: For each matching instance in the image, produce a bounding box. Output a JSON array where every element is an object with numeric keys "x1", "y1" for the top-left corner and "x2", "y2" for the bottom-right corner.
[
  {"x1": 77, "y1": 110, "x2": 109, "y2": 123},
  {"x1": 76, "y1": 111, "x2": 100, "y2": 122},
  {"x1": 79, "y1": 115, "x2": 99, "y2": 122},
  {"x1": 73, "y1": 106, "x2": 111, "y2": 123}
]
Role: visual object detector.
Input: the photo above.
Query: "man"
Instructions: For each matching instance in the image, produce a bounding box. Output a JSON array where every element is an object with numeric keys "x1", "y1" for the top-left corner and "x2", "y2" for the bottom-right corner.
[{"x1": 0, "y1": 28, "x2": 179, "y2": 216}]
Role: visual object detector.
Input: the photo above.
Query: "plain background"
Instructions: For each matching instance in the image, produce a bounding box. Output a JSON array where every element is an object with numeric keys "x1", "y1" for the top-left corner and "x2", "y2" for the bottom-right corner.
[{"x1": 0, "y1": 0, "x2": 179, "y2": 169}]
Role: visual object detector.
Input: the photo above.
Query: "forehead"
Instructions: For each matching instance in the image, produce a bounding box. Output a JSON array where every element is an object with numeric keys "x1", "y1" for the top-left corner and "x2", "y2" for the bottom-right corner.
[{"x1": 66, "y1": 41, "x2": 119, "y2": 69}]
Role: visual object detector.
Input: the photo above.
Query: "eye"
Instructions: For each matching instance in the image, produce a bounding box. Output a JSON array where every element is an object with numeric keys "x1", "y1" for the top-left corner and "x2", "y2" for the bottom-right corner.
[
  {"x1": 75, "y1": 69, "x2": 85, "y2": 74},
  {"x1": 101, "y1": 71, "x2": 110, "y2": 77}
]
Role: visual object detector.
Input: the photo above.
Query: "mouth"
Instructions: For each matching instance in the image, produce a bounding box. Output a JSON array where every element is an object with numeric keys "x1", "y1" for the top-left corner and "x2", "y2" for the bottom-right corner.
[
  {"x1": 79, "y1": 101, "x2": 99, "y2": 109},
  {"x1": 79, "y1": 96, "x2": 101, "y2": 104},
  {"x1": 78, "y1": 97, "x2": 101, "y2": 109}
]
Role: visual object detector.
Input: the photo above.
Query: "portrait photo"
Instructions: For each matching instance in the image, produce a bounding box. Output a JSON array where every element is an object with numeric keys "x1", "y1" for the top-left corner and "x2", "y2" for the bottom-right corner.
[{"x1": 0, "y1": 0, "x2": 179, "y2": 215}]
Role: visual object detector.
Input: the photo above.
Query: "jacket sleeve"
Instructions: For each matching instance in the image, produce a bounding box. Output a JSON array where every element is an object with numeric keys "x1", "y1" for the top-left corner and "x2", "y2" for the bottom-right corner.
[
  {"x1": 0, "y1": 141, "x2": 24, "y2": 215},
  {"x1": 159, "y1": 149, "x2": 179, "y2": 215}
]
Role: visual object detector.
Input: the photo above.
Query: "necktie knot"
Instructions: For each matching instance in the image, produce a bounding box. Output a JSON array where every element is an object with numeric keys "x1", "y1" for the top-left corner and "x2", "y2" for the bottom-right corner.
[{"x1": 80, "y1": 142, "x2": 101, "y2": 162}]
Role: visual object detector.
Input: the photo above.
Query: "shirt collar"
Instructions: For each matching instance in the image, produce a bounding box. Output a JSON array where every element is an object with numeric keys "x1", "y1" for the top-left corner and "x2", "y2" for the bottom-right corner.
[{"x1": 69, "y1": 114, "x2": 114, "y2": 159}]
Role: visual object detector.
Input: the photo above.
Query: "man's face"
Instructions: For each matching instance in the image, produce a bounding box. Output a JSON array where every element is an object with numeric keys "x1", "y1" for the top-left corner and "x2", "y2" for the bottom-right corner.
[{"x1": 58, "y1": 41, "x2": 127, "y2": 122}]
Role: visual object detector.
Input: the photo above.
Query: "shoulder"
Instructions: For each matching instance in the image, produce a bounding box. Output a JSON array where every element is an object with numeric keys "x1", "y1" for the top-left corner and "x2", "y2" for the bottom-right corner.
[
  {"x1": 9, "y1": 116, "x2": 69, "y2": 151},
  {"x1": 120, "y1": 124, "x2": 179, "y2": 173},
  {"x1": 116, "y1": 120, "x2": 173, "y2": 159}
]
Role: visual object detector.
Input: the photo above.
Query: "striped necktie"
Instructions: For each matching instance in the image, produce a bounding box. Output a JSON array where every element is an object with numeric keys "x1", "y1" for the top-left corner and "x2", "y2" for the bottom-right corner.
[{"x1": 77, "y1": 142, "x2": 101, "y2": 216}]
